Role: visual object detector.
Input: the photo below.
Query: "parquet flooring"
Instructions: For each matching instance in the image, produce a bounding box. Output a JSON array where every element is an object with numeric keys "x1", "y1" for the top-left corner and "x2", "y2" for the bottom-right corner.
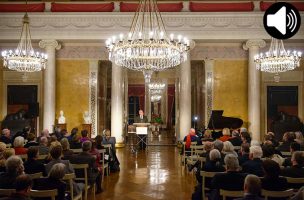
[{"x1": 95, "y1": 146, "x2": 195, "y2": 200}]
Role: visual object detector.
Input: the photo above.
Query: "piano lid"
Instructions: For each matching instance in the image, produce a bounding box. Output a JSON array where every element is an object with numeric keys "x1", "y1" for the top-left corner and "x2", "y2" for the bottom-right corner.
[{"x1": 207, "y1": 110, "x2": 243, "y2": 130}]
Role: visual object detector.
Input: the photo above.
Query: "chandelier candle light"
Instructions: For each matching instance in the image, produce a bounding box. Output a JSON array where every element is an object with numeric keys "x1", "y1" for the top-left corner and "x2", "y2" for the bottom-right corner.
[
  {"x1": 254, "y1": 38, "x2": 302, "y2": 74},
  {"x1": 2, "y1": 12, "x2": 47, "y2": 72},
  {"x1": 106, "y1": 0, "x2": 190, "y2": 71}
]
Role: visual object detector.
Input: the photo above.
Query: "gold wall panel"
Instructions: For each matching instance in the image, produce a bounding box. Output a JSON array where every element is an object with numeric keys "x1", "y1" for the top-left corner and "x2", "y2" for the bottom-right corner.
[
  {"x1": 213, "y1": 60, "x2": 248, "y2": 127},
  {"x1": 56, "y1": 60, "x2": 89, "y2": 131}
]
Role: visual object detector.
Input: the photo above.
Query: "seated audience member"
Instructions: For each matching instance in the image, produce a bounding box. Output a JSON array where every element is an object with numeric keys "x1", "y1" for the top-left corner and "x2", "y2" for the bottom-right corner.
[
  {"x1": 235, "y1": 175, "x2": 264, "y2": 200},
  {"x1": 250, "y1": 140, "x2": 261, "y2": 147},
  {"x1": 60, "y1": 129, "x2": 69, "y2": 139},
  {"x1": 24, "y1": 133, "x2": 38, "y2": 148},
  {"x1": 241, "y1": 132, "x2": 251, "y2": 144},
  {"x1": 38, "y1": 136, "x2": 49, "y2": 155},
  {"x1": 281, "y1": 151, "x2": 304, "y2": 189},
  {"x1": 0, "y1": 156, "x2": 24, "y2": 189},
  {"x1": 37, "y1": 129, "x2": 50, "y2": 144},
  {"x1": 80, "y1": 130, "x2": 90, "y2": 143},
  {"x1": 13, "y1": 137, "x2": 27, "y2": 155},
  {"x1": 70, "y1": 141, "x2": 103, "y2": 194},
  {"x1": 23, "y1": 146, "x2": 47, "y2": 176},
  {"x1": 0, "y1": 174, "x2": 32, "y2": 200},
  {"x1": 34, "y1": 163, "x2": 67, "y2": 200},
  {"x1": 53, "y1": 127, "x2": 63, "y2": 141},
  {"x1": 219, "y1": 128, "x2": 231, "y2": 142},
  {"x1": 202, "y1": 130, "x2": 214, "y2": 142},
  {"x1": 283, "y1": 142, "x2": 301, "y2": 167},
  {"x1": 67, "y1": 128, "x2": 78, "y2": 142},
  {"x1": 70, "y1": 135, "x2": 82, "y2": 149},
  {"x1": 264, "y1": 132, "x2": 279, "y2": 147},
  {"x1": 228, "y1": 130, "x2": 242, "y2": 147},
  {"x1": 0, "y1": 129, "x2": 11, "y2": 144},
  {"x1": 210, "y1": 154, "x2": 246, "y2": 200},
  {"x1": 60, "y1": 138, "x2": 73, "y2": 160},
  {"x1": 222, "y1": 141, "x2": 238, "y2": 157},
  {"x1": 89, "y1": 142, "x2": 103, "y2": 172},
  {"x1": 242, "y1": 146, "x2": 264, "y2": 177},
  {"x1": 102, "y1": 129, "x2": 116, "y2": 152},
  {"x1": 95, "y1": 135, "x2": 103, "y2": 149},
  {"x1": 213, "y1": 140, "x2": 225, "y2": 163},
  {"x1": 277, "y1": 132, "x2": 296, "y2": 152},
  {"x1": 238, "y1": 143, "x2": 250, "y2": 165},
  {"x1": 45, "y1": 145, "x2": 74, "y2": 174},
  {"x1": 0, "y1": 148, "x2": 15, "y2": 172},
  {"x1": 261, "y1": 160, "x2": 288, "y2": 192},
  {"x1": 183, "y1": 128, "x2": 200, "y2": 155},
  {"x1": 202, "y1": 141, "x2": 213, "y2": 159},
  {"x1": 262, "y1": 144, "x2": 285, "y2": 166},
  {"x1": 0, "y1": 142, "x2": 6, "y2": 161},
  {"x1": 294, "y1": 131, "x2": 303, "y2": 147}
]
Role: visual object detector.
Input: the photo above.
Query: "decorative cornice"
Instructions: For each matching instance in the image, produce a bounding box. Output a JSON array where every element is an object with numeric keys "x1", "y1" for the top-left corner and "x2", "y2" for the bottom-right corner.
[
  {"x1": 191, "y1": 46, "x2": 247, "y2": 60},
  {"x1": 243, "y1": 39, "x2": 266, "y2": 50},
  {"x1": 0, "y1": 13, "x2": 303, "y2": 40},
  {"x1": 39, "y1": 40, "x2": 61, "y2": 50}
]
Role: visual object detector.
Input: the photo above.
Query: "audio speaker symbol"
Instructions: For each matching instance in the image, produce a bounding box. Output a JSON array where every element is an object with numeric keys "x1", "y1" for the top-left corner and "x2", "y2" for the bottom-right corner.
[{"x1": 263, "y1": 2, "x2": 301, "y2": 40}]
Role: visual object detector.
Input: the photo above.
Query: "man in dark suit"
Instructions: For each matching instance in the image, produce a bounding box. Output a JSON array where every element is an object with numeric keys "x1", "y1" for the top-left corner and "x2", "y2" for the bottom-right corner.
[
  {"x1": 234, "y1": 175, "x2": 264, "y2": 200},
  {"x1": 210, "y1": 154, "x2": 247, "y2": 200},
  {"x1": 134, "y1": 109, "x2": 148, "y2": 123},
  {"x1": 242, "y1": 146, "x2": 264, "y2": 177},
  {"x1": 45, "y1": 145, "x2": 74, "y2": 174},
  {"x1": 0, "y1": 128, "x2": 11, "y2": 144},
  {"x1": 70, "y1": 141, "x2": 103, "y2": 194},
  {"x1": 23, "y1": 146, "x2": 47, "y2": 176},
  {"x1": 228, "y1": 130, "x2": 242, "y2": 147}
]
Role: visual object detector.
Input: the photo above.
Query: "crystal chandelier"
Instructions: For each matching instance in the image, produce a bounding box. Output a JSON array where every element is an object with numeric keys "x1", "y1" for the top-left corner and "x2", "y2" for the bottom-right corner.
[
  {"x1": 151, "y1": 94, "x2": 162, "y2": 102},
  {"x1": 1, "y1": 11, "x2": 47, "y2": 72},
  {"x1": 143, "y1": 70, "x2": 153, "y2": 83},
  {"x1": 149, "y1": 82, "x2": 166, "y2": 90},
  {"x1": 105, "y1": 0, "x2": 190, "y2": 71},
  {"x1": 254, "y1": 38, "x2": 301, "y2": 74},
  {"x1": 150, "y1": 89, "x2": 163, "y2": 95}
]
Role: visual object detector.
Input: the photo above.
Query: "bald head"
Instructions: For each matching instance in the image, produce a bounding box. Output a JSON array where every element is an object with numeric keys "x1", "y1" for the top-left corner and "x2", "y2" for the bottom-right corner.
[{"x1": 190, "y1": 128, "x2": 195, "y2": 134}]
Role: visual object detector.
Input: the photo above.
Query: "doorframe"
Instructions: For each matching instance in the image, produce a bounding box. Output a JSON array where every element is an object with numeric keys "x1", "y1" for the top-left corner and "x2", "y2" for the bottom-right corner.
[{"x1": 262, "y1": 82, "x2": 303, "y2": 135}]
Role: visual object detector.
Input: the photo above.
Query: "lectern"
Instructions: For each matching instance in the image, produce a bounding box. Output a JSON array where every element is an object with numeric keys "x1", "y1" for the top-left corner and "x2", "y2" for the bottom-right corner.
[{"x1": 133, "y1": 123, "x2": 150, "y2": 150}]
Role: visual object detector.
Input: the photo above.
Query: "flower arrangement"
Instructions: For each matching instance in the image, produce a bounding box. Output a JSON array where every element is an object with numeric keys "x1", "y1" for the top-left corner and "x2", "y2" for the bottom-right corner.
[{"x1": 151, "y1": 114, "x2": 163, "y2": 124}]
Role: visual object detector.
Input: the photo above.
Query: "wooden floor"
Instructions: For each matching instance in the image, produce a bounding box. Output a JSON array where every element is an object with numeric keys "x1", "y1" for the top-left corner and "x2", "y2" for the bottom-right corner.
[{"x1": 95, "y1": 146, "x2": 195, "y2": 200}]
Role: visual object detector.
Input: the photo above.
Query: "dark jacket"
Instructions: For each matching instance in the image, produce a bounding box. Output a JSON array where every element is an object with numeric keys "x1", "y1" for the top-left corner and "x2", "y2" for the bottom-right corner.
[
  {"x1": 0, "y1": 136, "x2": 11, "y2": 144},
  {"x1": 280, "y1": 165, "x2": 304, "y2": 189},
  {"x1": 228, "y1": 136, "x2": 242, "y2": 147},
  {"x1": 0, "y1": 193, "x2": 31, "y2": 200},
  {"x1": 238, "y1": 154, "x2": 250, "y2": 165},
  {"x1": 201, "y1": 160, "x2": 225, "y2": 187},
  {"x1": 45, "y1": 159, "x2": 74, "y2": 174},
  {"x1": 134, "y1": 115, "x2": 148, "y2": 123},
  {"x1": 0, "y1": 172, "x2": 18, "y2": 189},
  {"x1": 33, "y1": 177, "x2": 67, "y2": 200},
  {"x1": 277, "y1": 142, "x2": 292, "y2": 152},
  {"x1": 62, "y1": 150, "x2": 74, "y2": 160},
  {"x1": 24, "y1": 141, "x2": 39, "y2": 148},
  {"x1": 211, "y1": 171, "x2": 247, "y2": 190},
  {"x1": 24, "y1": 159, "x2": 47, "y2": 177},
  {"x1": 242, "y1": 158, "x2": 264, "y2": 177},
  {"x1": 261, "y1": 176, "x2": 288, "y2": 191}
]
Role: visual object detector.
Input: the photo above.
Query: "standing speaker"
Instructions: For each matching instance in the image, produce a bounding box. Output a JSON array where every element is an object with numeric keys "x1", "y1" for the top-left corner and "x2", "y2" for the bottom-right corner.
[{"x1": 28, "y1": 102, "x2": 39, "y2": 118}]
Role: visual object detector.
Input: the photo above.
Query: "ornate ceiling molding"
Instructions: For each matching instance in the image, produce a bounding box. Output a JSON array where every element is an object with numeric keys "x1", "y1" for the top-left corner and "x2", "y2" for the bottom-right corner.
[{"x1": 0, "y1": 12, "x2": 303, "y2": 40}]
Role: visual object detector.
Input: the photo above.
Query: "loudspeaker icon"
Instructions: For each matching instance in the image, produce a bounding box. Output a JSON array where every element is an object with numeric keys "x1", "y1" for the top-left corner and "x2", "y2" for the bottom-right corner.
[{"x1": 266, "y1": 4, "x2": 300, "y2": 37}]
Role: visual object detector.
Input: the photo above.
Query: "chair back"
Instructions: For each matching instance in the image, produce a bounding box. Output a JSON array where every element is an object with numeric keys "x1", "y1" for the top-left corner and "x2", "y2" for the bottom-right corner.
[
  {"x1": 200, "y1": 171, "x2": 222, "y2": 200},
  {"x1": 71, "y1": 164, "x2": 89, "y2": 188},
  {"x1": 71, "y1": 149, "x2": 82, "y2": 154},
  {"x1": 28, "y1": 172, "x2": 43, "y2": 179},
  {"x1": 220, "y1": 189, "x2": 243, "y2": 200},
  {"x1": 38, "y1": 154, "x2": 48, "y2": 160},
  {"x1": 281, "y1": 152, "x2": 292, "y2": 157},
  {"x1": 30, "y1": 189, "x2": 58, "y2": 200},
  {"x1": 286, "y1": 177, "x2": 304, "y2": 184},
  {"x1": 18, "y1": 154, "x2": 27, "y2": 160},
  {"x1": 262, "y1": 189, "x2": 294, "y2": 200},
  {"x1": 0, "y1": 189, "x2": 15, "y2": 197},
  {"x1": 63, "y1": 173, "x2": 82, "y2": 200}
]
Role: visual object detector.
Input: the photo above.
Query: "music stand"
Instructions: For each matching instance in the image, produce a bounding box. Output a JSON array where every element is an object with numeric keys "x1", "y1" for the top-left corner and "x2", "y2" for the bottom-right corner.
[{"x1": 133, "y1": 123, "x2": 150, "y2": 150}]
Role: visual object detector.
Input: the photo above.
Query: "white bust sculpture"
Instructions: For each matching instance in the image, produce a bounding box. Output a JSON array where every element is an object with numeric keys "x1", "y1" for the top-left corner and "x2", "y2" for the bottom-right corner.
[
  {"x1": 83, "y1": 111, "x2": 91, "y2": 124},
  {"x1": 58, "y1": 110, "x2": 66, "y2": 124}
]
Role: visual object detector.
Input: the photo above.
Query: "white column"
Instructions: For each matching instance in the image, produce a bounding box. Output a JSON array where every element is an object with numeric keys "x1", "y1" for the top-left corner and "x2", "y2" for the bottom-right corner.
[
  {"x1": 144, "y1": 83, "x2": 151, "y2": 121},
  {"x1": 243, "y1": 39, "x2": 266, "y2": 141},
  {"x1": 175, "y1": 68, "x2": 180, "y2": 140},
  {"x1": 179, "y1": 52, "x2": 192, "y2": 140},
  {"x1": 111, "y1": 63, "x2": 124, "y2": 146},
  {"x1": 39, "y1": 40, "x2": 61, "y2": 133}
]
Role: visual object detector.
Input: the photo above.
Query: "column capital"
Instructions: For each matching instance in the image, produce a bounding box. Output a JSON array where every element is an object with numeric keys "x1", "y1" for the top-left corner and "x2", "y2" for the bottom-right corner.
[
  {"x1": 243, "y1": 39, "x2": 266, "y2": 50},
  {"x1": 39, "y1": 40, "x2": 61, "y2": 50}
]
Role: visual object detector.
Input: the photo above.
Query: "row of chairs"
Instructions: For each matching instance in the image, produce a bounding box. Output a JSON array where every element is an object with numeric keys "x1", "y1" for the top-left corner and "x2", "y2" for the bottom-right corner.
[
  {"x1": 0, "y1": 188, "x2": 58, "y2": 200},
  {"x1": 200, "y1": 171, "x2": 304, "y2": 200}
]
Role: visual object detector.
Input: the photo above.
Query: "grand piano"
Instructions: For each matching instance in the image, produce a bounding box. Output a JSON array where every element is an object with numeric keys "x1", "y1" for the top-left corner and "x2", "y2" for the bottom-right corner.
[{"x1": 208, "y1": 110, "x2": 243, "y2": 130}]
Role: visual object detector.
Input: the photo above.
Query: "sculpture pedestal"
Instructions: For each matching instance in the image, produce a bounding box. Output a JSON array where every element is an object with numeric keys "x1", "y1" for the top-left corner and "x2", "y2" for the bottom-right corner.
[
  {"x1": 82, "y1": 124, "x2": 92, "y2": 138},
  {"x1": 56, "y1": 123, "x2": 67, "y2": 131}
]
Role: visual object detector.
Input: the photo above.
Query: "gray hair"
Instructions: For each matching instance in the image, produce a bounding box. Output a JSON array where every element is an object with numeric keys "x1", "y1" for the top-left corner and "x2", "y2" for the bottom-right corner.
[
  {"x1": 214, "y1": 140, "x2": 224, "y2": 152},
  {"x1": 5, "y1": 155, "x2": 23, "y2": 174},
  {"x1": 224, "y1": 154, "x2": 239, "y2": 171},
  {"x1": 49, "y1": 163, "x2": 65, "y2": 179},
  {"x1": 223, "y1": 141, "x2": 234, "y2": 152},
  {"x1": 209, "y1": 149, "x2": 221, "y2": 161},
  {"x1": 40, "y1": 136, "x2": 48, "y2": 145},
  {"x1": 250, "y1": 140, "x2": 261, "y2": 147},
  {"x1": 60, "y1": 138, "x2": 70, "y2": 150},
  {"x1": 82, "y1": 141, "x2": 92, "y2": 152},
  {"x1": 244, "y1": 174, "x2": 261, "y2": 195},
  {"x1": 13, "y1": 136, "x2": 25, "y2": 148},
  {"x1": 250, "y1": 146, "x2": 263, "y2": 159},
  {"x1": 2, "y1": 129, "x2": 9, "y2": 136}
]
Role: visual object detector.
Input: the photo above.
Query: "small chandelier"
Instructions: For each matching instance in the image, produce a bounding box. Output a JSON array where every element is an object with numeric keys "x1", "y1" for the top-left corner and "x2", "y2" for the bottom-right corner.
[
  {"x1": 150, "y1": 89, "x2": 163, "y2": 95},
  {"x1": 143, "y1": 70, "x2": 153, "y2": 83},
  {"x1": 254, "y1": 38, "x2": 301, "y2": 74},
  {"x1": 149, "y1": 82, "x2": 166, "y2": 90},
  {"x1": 106, "y1": 0, "x2": 190, "y2": 71},
  {"x1": 1, "y1": 12, "x2": 47, "y2": 72},
  {"x1": 151, "y1": 94, "x2": 162, "y2": 102}
]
